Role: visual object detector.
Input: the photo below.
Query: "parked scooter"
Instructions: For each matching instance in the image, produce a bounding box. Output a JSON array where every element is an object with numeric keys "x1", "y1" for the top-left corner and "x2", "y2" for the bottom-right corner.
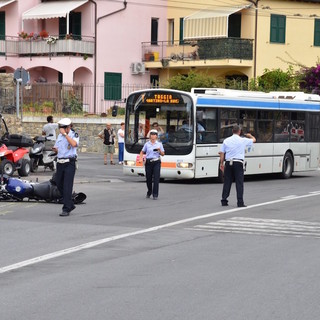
[
  {"x1": 29, "y1": 135, "x2": 56, "y2": 172},
  {"x1": 0, "y1": 113, "x2": 32, "y2": 177},
  {"x1": 0, "y1": 173, "x2": 86, "y2": 204}
]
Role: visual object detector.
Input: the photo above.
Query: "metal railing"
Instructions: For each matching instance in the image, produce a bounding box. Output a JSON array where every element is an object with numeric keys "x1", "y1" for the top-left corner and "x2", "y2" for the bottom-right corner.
[
  {"x1": 0, "y1": 35, "x2": 94, "y2": 57},
  {"x1": 142, "y1": 38, "x2": 253, "y2": 63},
  {"x1": 0, "y1": 83, "x2": 153, "y2": 115},
  {"x1": 197, "y1": 38, "x2": 253, "y2": 60}
]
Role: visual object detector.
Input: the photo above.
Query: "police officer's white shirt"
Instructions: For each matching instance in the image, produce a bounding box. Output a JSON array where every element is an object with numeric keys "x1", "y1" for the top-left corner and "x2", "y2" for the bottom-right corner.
[
  {"x1": 220, "y1": 134, "x2": 253, "y2": 161},
  {"x1": 54, "y1": 130, "x2": 79, "y2": 159},
  {"x1": 43, "y1": 123, "x2": 58, "y2": 140},
  {"x1": 142, "y1": 140, "x2": 164, "y2": 159}
]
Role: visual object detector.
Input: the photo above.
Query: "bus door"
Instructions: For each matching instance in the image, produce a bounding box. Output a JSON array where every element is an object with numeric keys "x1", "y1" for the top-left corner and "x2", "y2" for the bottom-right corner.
[{"x1": 194, "y1": 107, "x2": 219, "y2": 178}]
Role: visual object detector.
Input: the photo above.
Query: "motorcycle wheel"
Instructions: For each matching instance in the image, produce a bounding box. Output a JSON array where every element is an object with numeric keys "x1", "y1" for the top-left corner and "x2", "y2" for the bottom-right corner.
[
  {"x1": 0, "y1": 159, "x2": 15, "y2": 176},
  {"x1": 30, "y1": 158, "x2": 39, "y2": 173},
  {"x1": 18, "y1": 159, "x2": 31, "y2": 177},
  {"x1": 48, "y1": 162, "x2": 55, "y2": 171}
]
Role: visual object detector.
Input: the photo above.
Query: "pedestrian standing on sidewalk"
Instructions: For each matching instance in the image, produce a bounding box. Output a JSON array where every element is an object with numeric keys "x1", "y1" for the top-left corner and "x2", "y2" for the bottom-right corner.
[
  {"x1": 139, "y1": 129, "x2": 165, "y2": 200},
  {"x1": 42, "y1": 115, "x2": 58, "y2": 150},
  {"x1": 219, "y1": 124, "x2": 256, "y2": 207},
  {"x1": 117, "y1": 122, "x2": 125, "y2": 164},
  {"x1": 98, "y1": 123, "x2": 116, "y2": 165}
]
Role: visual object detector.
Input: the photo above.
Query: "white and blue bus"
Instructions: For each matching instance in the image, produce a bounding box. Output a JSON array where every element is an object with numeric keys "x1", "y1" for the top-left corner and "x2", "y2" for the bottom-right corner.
[{"x1": 123, "y1": 88, "x2": 320, "y2": 179}]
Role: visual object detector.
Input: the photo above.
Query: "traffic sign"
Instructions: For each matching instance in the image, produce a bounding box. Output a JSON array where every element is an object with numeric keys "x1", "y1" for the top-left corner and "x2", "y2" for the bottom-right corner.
[{"x1": 14, "y1": 67, "x2": 29, "y2": 85}]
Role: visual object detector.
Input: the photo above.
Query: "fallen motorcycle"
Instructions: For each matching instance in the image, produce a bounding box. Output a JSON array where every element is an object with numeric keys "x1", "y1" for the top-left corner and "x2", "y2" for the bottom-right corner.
[{"x1": 0, "y1": 173, "x2": 86, "y2": 204}]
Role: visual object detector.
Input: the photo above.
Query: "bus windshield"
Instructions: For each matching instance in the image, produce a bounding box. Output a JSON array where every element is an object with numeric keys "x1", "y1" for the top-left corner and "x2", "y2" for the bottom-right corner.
[{"x1": 125, "y1": 90, "x2": 194, "y2": 155}]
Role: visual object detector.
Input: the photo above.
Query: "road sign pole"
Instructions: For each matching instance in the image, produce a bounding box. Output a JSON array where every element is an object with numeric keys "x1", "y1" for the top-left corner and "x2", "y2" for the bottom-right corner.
[{"x1": 16, "y1": 78, "x2": 22, "y2": 118}]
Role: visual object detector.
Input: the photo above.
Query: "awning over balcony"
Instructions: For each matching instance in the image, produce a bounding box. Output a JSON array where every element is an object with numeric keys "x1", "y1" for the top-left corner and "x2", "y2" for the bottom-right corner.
[
  {"x1": 22, "y1": 0, "x2": 88, "y2": 20},
  {"x1": 0, "y1": 0, "x2": 16, "y2": 9},
  {"x1": 184, "y1": 4, "x2": 251, "y2": 40}
]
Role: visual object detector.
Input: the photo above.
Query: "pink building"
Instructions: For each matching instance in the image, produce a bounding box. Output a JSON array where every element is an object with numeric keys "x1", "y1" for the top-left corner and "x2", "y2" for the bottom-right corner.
[{"x1": 0, "y1": 0, "x2": 167, "y2": 113}]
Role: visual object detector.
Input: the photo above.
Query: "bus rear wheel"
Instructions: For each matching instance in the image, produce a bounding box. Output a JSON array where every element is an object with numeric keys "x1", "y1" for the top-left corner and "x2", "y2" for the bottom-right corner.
[{"x1": 281, "y1": 152, "x2": 293, "y2": 179}]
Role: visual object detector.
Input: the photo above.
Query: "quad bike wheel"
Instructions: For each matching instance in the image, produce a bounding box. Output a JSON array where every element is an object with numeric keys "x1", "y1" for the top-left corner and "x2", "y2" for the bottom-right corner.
[
  {"x1": 0, "y1": 159, "x2": 15, "y2": 176},
  {"x1": 17, "y1": 159, "x2": 31, "y2": 177}
]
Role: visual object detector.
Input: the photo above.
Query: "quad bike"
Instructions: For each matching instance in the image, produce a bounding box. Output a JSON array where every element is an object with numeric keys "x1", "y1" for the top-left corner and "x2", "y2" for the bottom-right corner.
[{"x1": 0, "y1": 113, "x2": 33, "y2": 176}]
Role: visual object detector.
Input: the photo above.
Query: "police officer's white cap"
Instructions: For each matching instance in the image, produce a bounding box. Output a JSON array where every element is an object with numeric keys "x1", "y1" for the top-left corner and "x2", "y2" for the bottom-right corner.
[
  {"x1": 149, "y1": 129, "x2": 158, "y2": 135},
  {"x1": 58, "y1": 118, "x2": 72, "y2": 126}
]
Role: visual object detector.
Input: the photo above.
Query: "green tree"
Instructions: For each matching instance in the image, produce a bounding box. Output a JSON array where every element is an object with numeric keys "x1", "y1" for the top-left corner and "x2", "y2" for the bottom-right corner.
[
  {"x1": 250, "y1": 67, "x2": 299, "y2": 91},
  {"x1": 164, "y1": 71, "x2": 223, "y2": 92}
]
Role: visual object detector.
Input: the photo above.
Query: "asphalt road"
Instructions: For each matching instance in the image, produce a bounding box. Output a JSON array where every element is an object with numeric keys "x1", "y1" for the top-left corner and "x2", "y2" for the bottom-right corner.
[{"x1": 1, "y1": 153, "x2": 320, "y2": 320}]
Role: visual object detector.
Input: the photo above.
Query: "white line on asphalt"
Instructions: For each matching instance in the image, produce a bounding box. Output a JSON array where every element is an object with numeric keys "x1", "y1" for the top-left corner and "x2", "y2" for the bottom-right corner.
[
  {"x1": 0, "y1": 211, "x2": 12, "y2": 216},
  {"x1": 1, "y1": 192, "x2": 320, "y2": 274},
  {"x1": 280, "y1": 195, "x2": 297, "y2": 199}
]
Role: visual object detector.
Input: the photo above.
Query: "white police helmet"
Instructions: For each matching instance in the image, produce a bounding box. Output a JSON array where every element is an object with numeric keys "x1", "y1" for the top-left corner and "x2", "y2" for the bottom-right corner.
[
  {"x1": 149, "y1": 129, "x2": 158, "y2": 135},
  {"x1": 58, "y1": 118, "x2": 72, "y2": 127}
]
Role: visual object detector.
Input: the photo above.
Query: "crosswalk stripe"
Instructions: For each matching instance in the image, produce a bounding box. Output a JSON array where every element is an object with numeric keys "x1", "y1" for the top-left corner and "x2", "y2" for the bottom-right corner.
[{"x1": 187, "y1": 217, "x2": 320, "y2": 239}]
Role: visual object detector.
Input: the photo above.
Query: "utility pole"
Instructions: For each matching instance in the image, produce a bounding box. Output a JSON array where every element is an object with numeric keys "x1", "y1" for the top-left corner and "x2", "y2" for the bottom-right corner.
[{"x1": 248, "y1": 0, "x2": 259, "y2": 80}]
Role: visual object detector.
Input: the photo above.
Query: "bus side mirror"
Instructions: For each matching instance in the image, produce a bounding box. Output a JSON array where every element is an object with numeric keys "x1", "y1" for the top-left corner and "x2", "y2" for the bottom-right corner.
[{"x1": 112, "y1": 105, "x2": 118, "y2": 117}]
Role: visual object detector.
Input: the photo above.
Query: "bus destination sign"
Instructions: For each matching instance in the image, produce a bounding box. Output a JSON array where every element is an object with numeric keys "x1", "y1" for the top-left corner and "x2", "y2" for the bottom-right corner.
[{"x1": 144, "y1": 93, "x2": 181, "y2": 104}]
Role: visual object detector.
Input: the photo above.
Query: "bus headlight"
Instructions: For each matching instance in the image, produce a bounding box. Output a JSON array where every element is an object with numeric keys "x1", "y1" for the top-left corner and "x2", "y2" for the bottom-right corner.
[
  {"x1": 177, "y1": 162, "x2": 193, "y2": 168},
  {"x1": 124, "y1": 160, "x2": 136, "y2": 166}
]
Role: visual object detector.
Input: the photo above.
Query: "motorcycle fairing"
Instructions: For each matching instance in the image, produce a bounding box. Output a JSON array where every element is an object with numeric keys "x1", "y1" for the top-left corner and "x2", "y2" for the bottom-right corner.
[{"x1": 6, "y1": 178, "x2": 33, "y2": 198}]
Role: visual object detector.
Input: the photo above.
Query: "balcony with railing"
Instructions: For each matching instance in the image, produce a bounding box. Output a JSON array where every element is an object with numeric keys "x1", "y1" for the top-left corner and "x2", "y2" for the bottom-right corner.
[
  {"x1": 0, "y1": 35, "x2": 95, "y2": 58},
  {"x1": 142, "y1": 38, "x2": 253, "y2": 67}
]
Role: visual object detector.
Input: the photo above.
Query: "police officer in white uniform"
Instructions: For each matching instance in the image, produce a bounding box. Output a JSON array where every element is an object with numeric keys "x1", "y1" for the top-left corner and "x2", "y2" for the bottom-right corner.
[
  {"x1": 139, "y1": 129, "x2": 165, "y2": 200},
  {"x1": 219, "y1": 124, "x2": 256, "y2": 207},
  {"x1": 53, "y1": 118, "x2": 79, "y2": 216}
]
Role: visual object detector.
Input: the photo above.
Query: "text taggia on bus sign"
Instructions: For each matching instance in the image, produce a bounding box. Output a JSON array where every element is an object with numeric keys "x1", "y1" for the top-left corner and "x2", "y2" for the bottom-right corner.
[{"x1": 144, "y1": 93, "x2": 181, "y2": 104}]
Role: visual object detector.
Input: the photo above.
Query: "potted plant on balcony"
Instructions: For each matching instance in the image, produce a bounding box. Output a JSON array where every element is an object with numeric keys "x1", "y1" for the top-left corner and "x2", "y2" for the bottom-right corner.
[
  {"x1": 46, "y1": 35, "x2": 58, "y2": 45},
  {"x1": 39, "y1": 30, "x2": 49, "y2": 39},
  {"x1": 144, "y1": 52, "x2": 153, "y2": 61},
  {"x1": 18, "y1": 31, "x2": 29, "y2": 40}
]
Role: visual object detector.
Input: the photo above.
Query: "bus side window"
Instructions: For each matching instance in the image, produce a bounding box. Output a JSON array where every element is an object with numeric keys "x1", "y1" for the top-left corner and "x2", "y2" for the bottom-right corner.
[
  {"x1": 196, "y1": 108, "x2": 217, "y2": 143},
  {"x1": 257, "y1": 121, "x2": 273, "y2": 142}
]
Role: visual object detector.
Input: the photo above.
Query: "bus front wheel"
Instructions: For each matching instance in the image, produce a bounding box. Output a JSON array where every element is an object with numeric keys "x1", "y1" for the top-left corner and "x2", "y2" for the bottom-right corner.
[{"x1": 281, "y1": 152, "x2": 293, "y2": 179}]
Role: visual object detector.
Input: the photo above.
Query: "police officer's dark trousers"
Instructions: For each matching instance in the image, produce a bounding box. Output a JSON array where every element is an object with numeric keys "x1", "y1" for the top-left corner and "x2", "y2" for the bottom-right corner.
[
  {"x1": 145, "y1": 160, "x2": 161, "y2": 197},
  {"x1": 56, "y1": 160, "x2": 76, "y2": 212},
  {"x1": 221, "y1": 161, "x2": 244, "y2": 206}
]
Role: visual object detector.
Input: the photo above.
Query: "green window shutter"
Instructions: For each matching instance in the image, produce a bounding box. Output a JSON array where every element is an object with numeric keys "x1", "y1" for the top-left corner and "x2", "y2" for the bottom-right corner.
[
  {"x1": 151, "y1": 18, "x2": 158, "y2": 45},
  {"x1": 278, "y1": 15, "x2": 286, "y2": 43},
  {"x1": 179, "y1": 17, "x2": 184, "y2": 45},
  {"x1": 0, "y1": 12, "x2": 5, "y2": 40},
  {"x1": 270, "y1": 14, "x2": 286, "y2": 44},
  {"x1": 59, "y1": 17, "x2": 67, "y2": 39},
  {"x1": 59, "y1": 12, "x2": 81, "y2": 39},
  {"x1": 70, "y1": 12, "x2": 81, "y2": 40},
  {"x1": 104, "y1": 72, "x2": 122, "y2": 100},
  {"x1": 314, "y1": 19, "x2": 320, "y2": 46}
]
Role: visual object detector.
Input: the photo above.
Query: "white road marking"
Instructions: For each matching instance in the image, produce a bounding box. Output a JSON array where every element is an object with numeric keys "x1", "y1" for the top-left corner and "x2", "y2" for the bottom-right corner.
[
  {"x1": 188, "y1": 217, "x2": 320, "y2": 238},
  {"x1": 1, "y1": 192, "x2": 320, "y2": 274},
  {"x1": 0, "y1": 211, "x2": 12, "y2": 216},
  {"x1": 280, "y1": 195, "x2": 297, "y2": 199}
]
